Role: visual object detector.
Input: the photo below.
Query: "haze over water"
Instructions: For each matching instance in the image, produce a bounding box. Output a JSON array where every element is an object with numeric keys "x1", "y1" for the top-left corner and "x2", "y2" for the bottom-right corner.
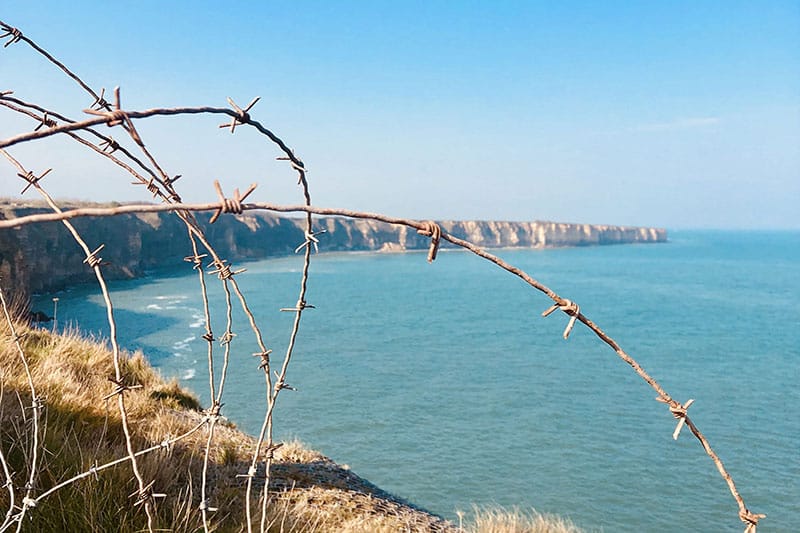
[{"x1": 41, "y1": 230, "x2": 800, "y2": 532}]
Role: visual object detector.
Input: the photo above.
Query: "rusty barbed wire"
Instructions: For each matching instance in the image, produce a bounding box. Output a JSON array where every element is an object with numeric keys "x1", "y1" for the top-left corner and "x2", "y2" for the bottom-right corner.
[
  {"x1": 0, "y1": 20, "x2": 108, "y2": 109},
  {"x1": 0, "y1": 288, "x2": 40, "y2": 532},
  {"x1": 0, "y1": 20, "x2": 292, "y2": 533},
  {"x1": 83, "y1": 87, "x2": 144, "y2": 146},
  {"x1": 0, "y1": 17, "x2": 766, "y2": 533},
  {"x1": 2, "y1": 86, "x2": 238, "y2": 531},
  {"x1": 0, "y1": 150, "x2": 158, "y2": 533},
  {"x1": 0, "y1": 199, "x2": 766, "y2": 531},
  {"x1": 0, "y1": 377, "x2": 14, "y2": 532},
  {"x1": 220, "y1": 96, "x2": 261, "y2": 133},
  {"x1": 0, "y1": 94, "x2": 174, "y2": 199},
  {"x1": 417, "y1": 221, "x2": 442, "y2": 262},
  {"x1": 256, "y1": 146, "x2": 315, "y2": 533},
  {"x1": 2, "y1": 28, "x2": 292, "y2": 529},
  {"x1": 28, "y1": 419, "x2": 208, "y2": 508}
]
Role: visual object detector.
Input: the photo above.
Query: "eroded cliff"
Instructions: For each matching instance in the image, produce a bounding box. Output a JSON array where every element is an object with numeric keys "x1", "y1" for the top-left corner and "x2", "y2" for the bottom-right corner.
[{"x1": 0, "y1": 202, "x2": 666, "y2": 295}]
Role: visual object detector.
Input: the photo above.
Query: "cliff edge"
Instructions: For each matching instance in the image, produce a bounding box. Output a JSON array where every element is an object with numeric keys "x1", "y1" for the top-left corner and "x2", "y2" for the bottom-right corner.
[{"x1": 0, "y1": 201, "x2": 666, "y2": 294}]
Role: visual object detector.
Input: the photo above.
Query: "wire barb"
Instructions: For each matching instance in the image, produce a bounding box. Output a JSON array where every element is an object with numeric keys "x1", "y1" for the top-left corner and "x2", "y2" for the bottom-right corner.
[
  {"x1": 101, "y1": 376, "x2": 143, "y2": 401},
  {"x1": 219, "y1": 96, "x2": 260, "y2": 133},
  {"x1": 236, "y1": 464, "x2": 259, "y2": 479},
  {"x1": 542, "y1": 299, "x2": 581, "y2": 339},
  {"x1": 83, "y1": 87, "x2": 144, "y2": 146},
  {"x1": 656, "y1": 397, "x2": 695, "y2": 440},
  {"x1": 417, "y1": 221, "x2": 442, "y2": 262},
  {"x1": 17, "y1": 167, "x2": 52, "y2": 195},
  {"x1": 20, "y1": 496, "x2": 36, "y2": 510},
  {"x1": 739, "y1": 508, "x2": 766, "y2": 533},
  {"x1": 0, "y1": 22, "x2": 22, "y2": 47},
  {"x1": 90, "y1": 87, "x2": 111, "y2": 111},
  {"x1": 27, "y1": 397, "x2": 45, "y2": 413},
  {"x1": 184, "y1": 253, "x2": 208, "y2": 270},
  {"x1": 209, "y1": 179, "x2": 257, "y2": 223},
  {"x1": 83, "y1": 244, "x2": 106, "y2": 269},
  {"x1": 202, "y1": 403, "x2": 225, "y2": 424},
  {"x1": 253, "y1": 350, "x2": 272, "y2": 369},
  {"x1": 135, "y1": 177, "x2": 161, "y2": 198},
  {"x1": 276, "y1": 155, "x2": 307, "y2": 176},
  {"x1": 33, "y1": 112, "x2": 57, "y2": 131},
  {"x1": 294, "y1": 229, "x2": 326, "y2": 254},
  {"x1": 264, "y1": 442, "x2": 284, "y2": 460},
  {"x1": 219, "y1": 330, "x2": 236, "y2": 345},
  {"x1": 280, "y1": 300, "x2": 314, "y2": 313},
  {"x1": 129, "y1": 480, "x2": 166, "y2": 507},
  {"x1": 163, "y1": 174, "x2": 181, "y2": 187},
  {"x1": 273, "y1": 377, "x2": 296, "y2": 393},
  {"x1": 207, "y1": 259, "x2": 246, "y2": 280},
  {"x1": 99, "y1": 136, "x2": 119, "y2": 153},
  {"x1": 87, "y1": 461, "x2": 100, "y2": 481}
]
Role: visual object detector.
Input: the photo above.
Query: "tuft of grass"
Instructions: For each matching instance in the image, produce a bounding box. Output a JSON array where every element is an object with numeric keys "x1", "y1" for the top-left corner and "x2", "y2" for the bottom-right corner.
[{"x1": 459, "y1": 505, "x2": 584, "y2": 533}]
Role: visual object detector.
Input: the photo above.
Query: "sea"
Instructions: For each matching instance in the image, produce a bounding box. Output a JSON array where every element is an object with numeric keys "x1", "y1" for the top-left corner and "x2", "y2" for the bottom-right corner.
[{"x1": 34, "y1": 230, "x2": 800, "y2": 532}]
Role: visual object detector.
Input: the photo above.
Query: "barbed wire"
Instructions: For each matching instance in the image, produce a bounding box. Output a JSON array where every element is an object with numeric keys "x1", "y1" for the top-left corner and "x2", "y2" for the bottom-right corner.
[
  {"x1": 0, "y1": 150, "x2": 158, "y2": 532},
  {"x1": 0, "y1": 287, "x2": 39, "y2": 532},
  {"x1": 1, "y1": 17, "x2": 314, "y2": 531},
  {"x1": 0, "y1": 17, "x2": 765, "y2": 533}
]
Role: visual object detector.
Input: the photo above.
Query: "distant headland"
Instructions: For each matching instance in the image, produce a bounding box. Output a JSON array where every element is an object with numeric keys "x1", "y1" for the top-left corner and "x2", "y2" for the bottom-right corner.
[{"x1": 0, "y1": 201, "x2": 666, "y2": 294}]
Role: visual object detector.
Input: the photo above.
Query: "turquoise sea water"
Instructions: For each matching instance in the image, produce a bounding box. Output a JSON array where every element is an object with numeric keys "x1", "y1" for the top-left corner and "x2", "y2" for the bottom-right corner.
[{"x1": 37, "y1": 230, "x2": 800, "y2": 532}]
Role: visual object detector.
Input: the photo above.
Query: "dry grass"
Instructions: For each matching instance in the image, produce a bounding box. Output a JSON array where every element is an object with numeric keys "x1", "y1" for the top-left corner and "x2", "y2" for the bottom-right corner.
[
  {"x1": 459, "y1": 506, "x2": 584, "y2": 533},
  {"x1": 1, "y1": 315, "x2": 581, "y2": 532}
]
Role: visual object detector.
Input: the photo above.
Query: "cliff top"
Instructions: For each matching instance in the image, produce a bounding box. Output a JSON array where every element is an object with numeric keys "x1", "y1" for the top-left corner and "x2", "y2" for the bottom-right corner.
[{"x1": 0, "y1": 199, "x2": 666, "y2": 231}]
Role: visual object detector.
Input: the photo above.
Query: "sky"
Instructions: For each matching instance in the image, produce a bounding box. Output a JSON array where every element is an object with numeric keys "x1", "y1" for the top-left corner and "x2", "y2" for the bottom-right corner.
[{"x1": 1, "y1": 1, "x2": 798, "y2": 229}]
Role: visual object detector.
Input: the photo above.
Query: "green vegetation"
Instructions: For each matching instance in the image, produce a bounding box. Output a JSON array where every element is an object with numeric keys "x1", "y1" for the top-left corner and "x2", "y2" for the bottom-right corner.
[{"x1": 0, "y1": 316, "x2": 581, "y2": 532}]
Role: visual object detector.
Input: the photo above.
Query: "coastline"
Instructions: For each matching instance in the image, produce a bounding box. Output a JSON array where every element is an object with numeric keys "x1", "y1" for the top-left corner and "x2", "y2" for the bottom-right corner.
[{"x1": 0, "y1": 200, "x2": 666, "y2": 295}]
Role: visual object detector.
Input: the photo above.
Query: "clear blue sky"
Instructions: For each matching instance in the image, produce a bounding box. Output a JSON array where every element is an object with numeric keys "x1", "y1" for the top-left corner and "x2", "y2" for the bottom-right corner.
[{"x1": 2, "y1": 1, "x2": 798, "y2": 229}]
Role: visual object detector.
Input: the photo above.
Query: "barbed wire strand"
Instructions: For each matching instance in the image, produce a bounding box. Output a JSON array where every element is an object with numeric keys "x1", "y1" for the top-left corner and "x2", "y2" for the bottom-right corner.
[
  {"x1": 0, "y1": 22, "x2": 292, "y2": 532},
  {"x1": 0, "y1": 20, "x2": 109, "y2": 112},
  {"x1": 0, "y1": 150, "x2": 158, "y2": 533},
  {"x1": 0, "y1": 19, "x2": 765, "y2": 532},
  {"x1": 31, "y1": 419, "x2": 208, "y2": 507},
  {"x1": 3, "y1": 88, "x2": 230, "y2": 533},
  {"x1": 0, "y1": 199, "x2": 765, "y2": 531},
  {"x1": 0, "y1": 288, "x2": 37, "y2": 532},
  {"x1": 4, "y1": 96, "x2": 153, "y2": 177},
  {"x1": 199, "y1": 278, "x2": 236, "y2": 532},
  {"x1": 3, "y1": 53, "x2": 282, "y2": 531},
  {"x1": 259, "y1": 158, "x2": 312, "y2": 533},
  {"x1": 0, "y1": 376, "x2": 15, "y2": 531}
]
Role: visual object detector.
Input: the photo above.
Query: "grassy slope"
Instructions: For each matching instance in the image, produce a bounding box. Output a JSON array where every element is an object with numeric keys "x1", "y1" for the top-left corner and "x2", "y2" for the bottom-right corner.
[{"x1": 0, "y1": 317, "x2": 581, "y2": 532}]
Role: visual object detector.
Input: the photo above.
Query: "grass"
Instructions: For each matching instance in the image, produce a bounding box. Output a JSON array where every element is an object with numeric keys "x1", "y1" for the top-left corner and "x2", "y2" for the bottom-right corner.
[{"x1": 0, "y1": 314, "x2": 582, "y2": 532}]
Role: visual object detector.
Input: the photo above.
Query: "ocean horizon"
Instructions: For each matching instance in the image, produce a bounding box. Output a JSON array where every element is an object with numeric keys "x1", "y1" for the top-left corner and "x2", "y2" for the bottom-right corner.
[{"x1": 37, "y1": 229, "x2": 800, "y2": 532}]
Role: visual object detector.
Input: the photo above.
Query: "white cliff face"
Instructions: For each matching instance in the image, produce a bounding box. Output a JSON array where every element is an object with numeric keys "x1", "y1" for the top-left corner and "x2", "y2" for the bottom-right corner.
[
  {"x1": 320, "y1": 219, "x2": 666, "y2": 252},
  {"x1": 431, "y1": 220, "x2": 666, "y2": 249},
  {"x1": 0, "y1": 203, "x2": 666, "y2": 294}
]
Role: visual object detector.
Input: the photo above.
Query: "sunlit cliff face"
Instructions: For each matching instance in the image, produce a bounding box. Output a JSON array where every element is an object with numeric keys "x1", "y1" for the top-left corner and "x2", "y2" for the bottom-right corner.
[{"x1": 0, "y1": 203, "x2": 665, "y2": 295}]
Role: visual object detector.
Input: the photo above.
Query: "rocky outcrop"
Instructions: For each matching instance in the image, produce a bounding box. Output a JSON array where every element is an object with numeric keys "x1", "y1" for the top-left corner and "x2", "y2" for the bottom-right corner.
[{"x1": 0, "y1": 202, "x2": 666, "y2": 295}]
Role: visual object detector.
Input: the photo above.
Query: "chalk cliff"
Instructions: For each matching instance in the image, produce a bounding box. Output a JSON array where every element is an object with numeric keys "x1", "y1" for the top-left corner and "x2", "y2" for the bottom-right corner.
[{"x1": 0, "y1": 203, "x2": 666, "y2": 295}]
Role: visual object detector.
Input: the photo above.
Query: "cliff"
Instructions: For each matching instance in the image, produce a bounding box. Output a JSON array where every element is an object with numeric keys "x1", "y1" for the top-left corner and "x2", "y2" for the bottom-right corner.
[{"x1": 0, "y1": 202, "x2": 666, "y2": 295}]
